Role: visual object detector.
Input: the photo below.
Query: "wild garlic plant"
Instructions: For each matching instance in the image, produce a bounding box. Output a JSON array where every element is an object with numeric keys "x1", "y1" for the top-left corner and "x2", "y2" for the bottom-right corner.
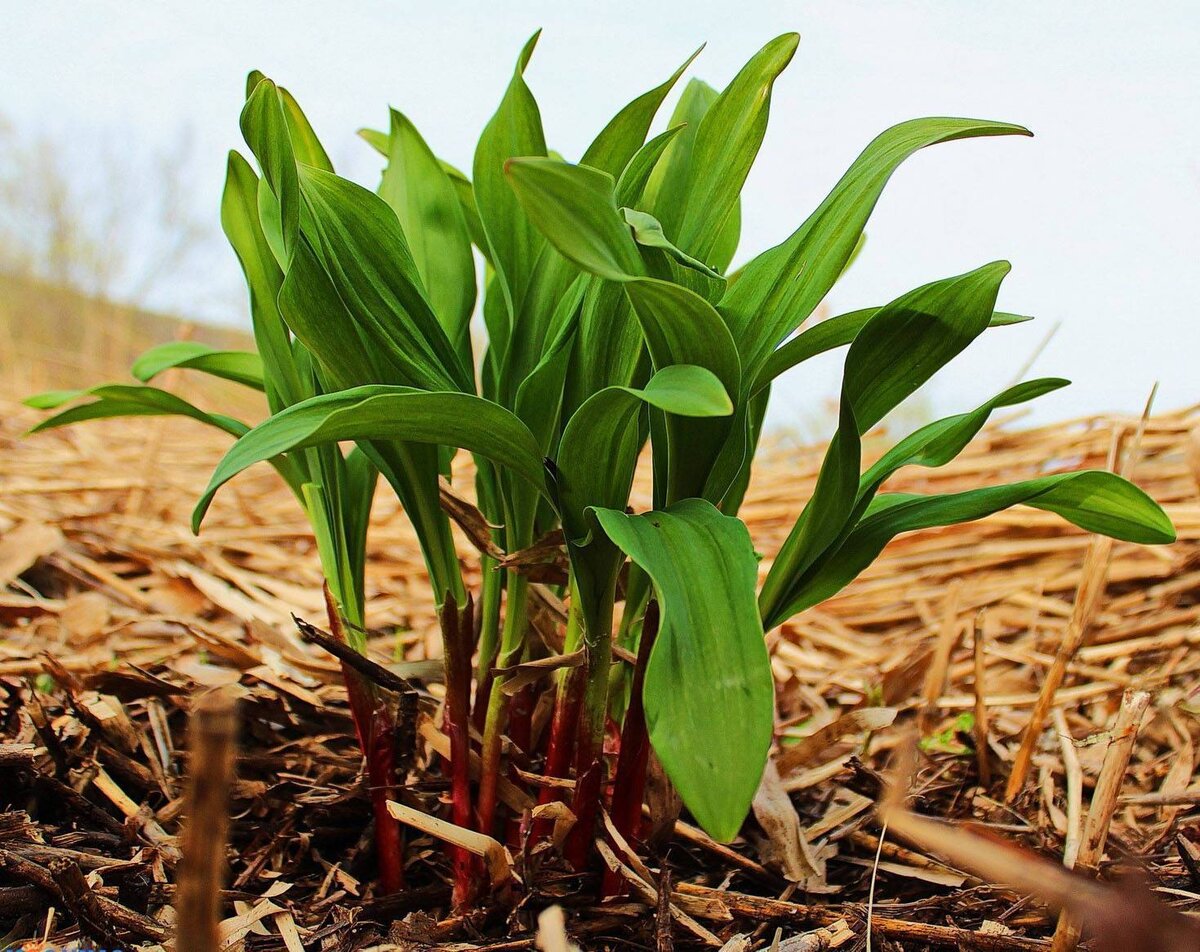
[{"x1": 30, "y1": 33, "x2": 1175, "y2": 906}]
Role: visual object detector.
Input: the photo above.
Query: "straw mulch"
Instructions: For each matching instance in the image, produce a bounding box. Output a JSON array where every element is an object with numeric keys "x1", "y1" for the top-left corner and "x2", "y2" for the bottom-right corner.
[{"x1": 1, "y1": 392, "x2": 1199, "y2": 951}]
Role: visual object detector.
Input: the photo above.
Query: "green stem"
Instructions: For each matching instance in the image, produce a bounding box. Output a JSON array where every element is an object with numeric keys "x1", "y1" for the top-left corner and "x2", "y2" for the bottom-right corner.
[
  {"x1": 473, "y1": 556, "x2": 504, "y2": 730},
  {"x1": 476, "y1": 569, "x2": 529, "y2": 835}
]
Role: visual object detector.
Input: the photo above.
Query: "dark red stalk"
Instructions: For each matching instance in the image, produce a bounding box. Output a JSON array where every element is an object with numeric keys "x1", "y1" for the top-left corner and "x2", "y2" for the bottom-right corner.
[
  {"x1": 564, "y1": 724, "x2": 605, "y2": 869},
  {"x1": 603, "y1": 602, "x2": 659, "y2": 896},
  {"x1": 323, "y1": 587, "x2": 404, "y2": 894},
  {"x1": 472, "y1": 667, "x2": 495, "y2": 735},
  {"x1": 564, "y1": 627, "x2": 616, "y2": 869},
  {"x1": 503, "y1": 683, "x2": 536, "y2": 846},
  {"x1": 531, "y1": 667, "x2": 582, "y2": 843},
  {"x1": 440, "y1": 594, "x2": 478, "y2": 910}
]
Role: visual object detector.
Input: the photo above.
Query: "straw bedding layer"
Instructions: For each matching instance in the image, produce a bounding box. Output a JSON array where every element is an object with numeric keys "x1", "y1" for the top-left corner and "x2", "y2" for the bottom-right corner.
[{"x1": 1, "y1": 394, "x2": 1198, "y2": 950}]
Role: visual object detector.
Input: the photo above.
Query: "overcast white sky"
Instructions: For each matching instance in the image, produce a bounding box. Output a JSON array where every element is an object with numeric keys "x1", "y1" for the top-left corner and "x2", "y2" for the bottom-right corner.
[{"x1": 5, "y1": 1, "x2": 1199, "y2": 425}]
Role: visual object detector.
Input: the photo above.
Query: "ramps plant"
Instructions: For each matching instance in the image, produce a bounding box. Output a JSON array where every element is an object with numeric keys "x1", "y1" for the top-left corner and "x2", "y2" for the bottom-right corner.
[{"x1": 29, "y1": 33, "x2": 1175, "y2": 905}]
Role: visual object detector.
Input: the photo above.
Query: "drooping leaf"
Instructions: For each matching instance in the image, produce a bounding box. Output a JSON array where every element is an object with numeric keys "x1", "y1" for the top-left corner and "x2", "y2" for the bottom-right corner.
[
  {"x1": 776, "y1": 473, "x2": 1176, "y2": 620},
  {"x1": 593, "y1": 499, "x2": 773, "y2": 842},
  {"x1": 193, "y1": 386, "x2": 548, "y2": 532},
  {"x1": 722, "y1": 117, "x2": 1033, "y2": 386},
  {"x1": 131, "y1": 342, "x2": 265, "y2": 391},
  {"x1": 623, "y1": 208, "x2": 722, "y2": 280},
  {"x1": 27, "y1": 384, "x2": 249, "y2": 438},
  {"x1": 760, "y1": 377, "x2": 1068, "y2": 627},
  {"x1": 505, "y1": 157, "x2": 644, "y2": 281},
  {"x1": 757, "y1": 262, "x2": 1010, "y2": 625}
]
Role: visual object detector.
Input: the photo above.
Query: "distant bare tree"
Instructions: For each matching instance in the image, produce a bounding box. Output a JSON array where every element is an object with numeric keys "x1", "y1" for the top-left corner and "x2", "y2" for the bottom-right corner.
[{"x1": 0, "y1": 116, "x2": 215, "y2": 308}]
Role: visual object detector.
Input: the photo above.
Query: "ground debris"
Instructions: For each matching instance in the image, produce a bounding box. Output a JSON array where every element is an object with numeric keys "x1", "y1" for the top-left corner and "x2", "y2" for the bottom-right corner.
[{"x1": 2, "y1": 397, "x2": 1200, "y2": 948}]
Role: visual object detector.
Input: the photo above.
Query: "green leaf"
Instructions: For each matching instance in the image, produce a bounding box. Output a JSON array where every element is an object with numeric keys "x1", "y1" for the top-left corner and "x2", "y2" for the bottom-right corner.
[
  {"x1": 755, "y1": 308, "x2": 1032, "y2": 394},
  {"x1": 296, "y1": 165, "x2": 473, "y2": 393},
  {"x1": 722, "y1": 117, "x2": 1033, "y2": 386},
  {"x1": 378, "y1": 109, "x2": 476, "y2": 357},
  {"x1": 615, "y1": 124, "x2": 686, "y2": 208},
  {"x1": 131, "y1": 342, "x2": 265, "y2": 391},
  {"x1": 555, "y1": 365, "x2": 733, "y2": 546},
  {"x1": 778, "y1": 473, "x2": 1176, "y2": 618},
  {"x1": 643, "y1": 79, "x2": 719, "y2": 238},
  {"x1": 757, "y1": 262, "x2": 1010, "y2": 625},
  {"x1": 580, "y1": 45, "x2": 702, "y2": 177},
  {"x1": 505, "y1": 157, "x2": 644, "y2": 282},
  {"x1": 624, "y1": 278, "x2": 741, "y2": 502},
  {"x1": 593, "y1": 499, "x2": 773, "y2": 842},
  {"x1": 240, "y1": 77, "x2": 302, "y2": 261},
  {"x1": 473, "y1": 31, "x2": 548, "y2": 318},
  {"x1": 221, "y1": 151, "x2": 305, "y2": 411},
  {"x1": 277, "y1": 85, "x2": 334, "y2": 172},
  {"x1": 674, "y1": 33, "x2": 799, "y2": 261},
  {"x1": 27, "y1": 384, "x2": 249, "y2": 439},
  {"x1": 193, "y1": 386, "x2": 548, "y2": 532},
  {"x1": 623, "y1": 208, "x2": 722, "y2": 280}
]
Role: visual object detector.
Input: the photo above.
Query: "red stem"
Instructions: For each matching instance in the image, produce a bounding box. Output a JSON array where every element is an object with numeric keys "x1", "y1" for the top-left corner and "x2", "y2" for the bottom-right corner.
[
  {"x1": 564, "y1": 728, "x2": 604, "y2": 869},
  {"x1": 603, "y1": 602, "x2": 659, "y2": 896},
  {"x1": 324, "y1": 587, "x2": 404, "y2": 894},
  {"x1": 531, "y1": 668, "x2": 582, "y2": 844},
  {"x1": 504, "y1": 683, "x2": 536, "y2": 846},
  {"x1": 440, "y1": 595, "x2": 478, "y2": 910}
]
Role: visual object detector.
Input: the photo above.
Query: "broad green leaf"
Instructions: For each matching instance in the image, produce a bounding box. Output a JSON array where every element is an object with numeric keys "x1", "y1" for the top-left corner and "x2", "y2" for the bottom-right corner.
[
  {"x1": 556, "y1": 365, "x2": 734, "y2": 546},
  {"x1": 193, "y1": 386, "x2": 547, "y2": 532},
  {"x1": 473, "y1": 31, "x2": 547, "y2": 318},
  {"x1": 132, "y1": 342, "x2": 265, "y2": 391},
  {"x1": 722, "y1": 117, "x2": 1033, "y2": 386},
  {"x1": 760, "y1": 377, "x2": 1067, "y2": 628},
  {"x1": 240, "y1": 77, "x2": 301, "y2": 260},
  {"x1": 757, "y1": 263, "x2": 1010, "y2": 625},
  {"x1": 277, "y1": 87, "x2": 333, "y2": 172},
  {"x1": 674, "y1": 33, "x2": 799, "y2": 261},
  {"x1": 624, "y1": 278, "x2": 741, "y2": 502},
  {"x1": 379, "y1": 109, "x2": 476, "y2": 356},
  {"x1": 593, "y1": 499, "x2": 773, "y2": 842},
  {"x1": 709, "y1": 196, "x2": 741, "y2": 274},
  {"x1": 776, "y1": 473, "x2": 1175, "y2": 620},
  {"x1": 278, "y1": 236, "x2": 392, "y2": 388},
  {"x1": 643, "y1": 79, "x2": 719, "y2": 237},
  {"x1": 580, "y1": 45, "x2": 702, "y2": 177},
  {"x1": 754, "y1": 308, "x2": 1032, "y2": 394},
  {"x1": 297, "y1": 165, "x2": 473, "y2": 393},
  {"x1": 27, "y1": 384, "x2": 249, "y2": 439},
  {"x1": 439, "y1": 159, "x2": 490, "y2": 259},
  {"x1": 222, "y1": 151, "x2": 304, "y2": 411},
  {"x1": 506, "y1": 158, "x2": 643, "y2": 281}
]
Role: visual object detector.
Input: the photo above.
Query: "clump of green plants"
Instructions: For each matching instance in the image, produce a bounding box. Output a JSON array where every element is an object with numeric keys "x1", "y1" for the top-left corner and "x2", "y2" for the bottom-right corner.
[{"x1": 29, "y1": 33, "x2": 1175, "y2": 906}]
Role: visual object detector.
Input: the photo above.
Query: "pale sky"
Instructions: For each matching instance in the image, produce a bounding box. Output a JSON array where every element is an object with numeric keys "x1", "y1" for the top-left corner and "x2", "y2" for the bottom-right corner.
[{"x1": 5, "y1": 1, "x2": 1198, "y2": 425}]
